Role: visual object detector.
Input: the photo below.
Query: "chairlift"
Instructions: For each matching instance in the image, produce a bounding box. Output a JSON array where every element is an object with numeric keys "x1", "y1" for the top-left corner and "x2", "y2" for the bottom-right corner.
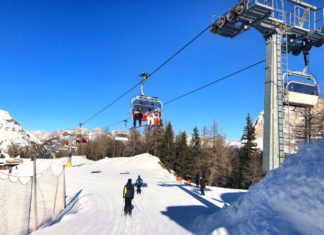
[
  {"x1": 76, "y1": 123, "x2": 88, "y2": 144},
  {"x1": 113, "y1": 131, "x2": 129, "y2": 142},
  {"x1": 76, "y1": 134, "x2": 88, "y2": 144},
  {"x1": 130, "y1": 73, "x2": 163, "y2": 127},
  {"x1": 284, "y1": 71, "x2": 319, "y2": 107}
]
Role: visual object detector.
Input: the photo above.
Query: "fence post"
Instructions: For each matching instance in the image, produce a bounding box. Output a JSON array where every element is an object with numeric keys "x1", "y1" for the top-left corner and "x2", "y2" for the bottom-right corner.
[
  {"x1": 33, "y1": 156, "x2": 38, "y2": 231},
  {"x1": 27, "y1": 176, "x2": 33, "y2": 235},
  {"x1": 52, "y1": 174, "x2": 59, "y2": 220},
  {"x1": 63, "y1": 165, "x2": 66, "y2": 208}
]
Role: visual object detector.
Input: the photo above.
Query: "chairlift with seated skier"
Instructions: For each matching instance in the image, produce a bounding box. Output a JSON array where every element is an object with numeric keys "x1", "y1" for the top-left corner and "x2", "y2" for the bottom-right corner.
[{"x1": 130, "y1": 73, "x2": 163, "y2": 128}]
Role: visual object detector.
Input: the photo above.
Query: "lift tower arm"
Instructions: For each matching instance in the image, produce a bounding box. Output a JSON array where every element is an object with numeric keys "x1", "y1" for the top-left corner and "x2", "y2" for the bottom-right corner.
[
  {"x1": 303, "y1": 50, "x2": 309, "y2": 73},
  {"x1": 288, "y1": 0, "x2": 317, "y2": 11}
]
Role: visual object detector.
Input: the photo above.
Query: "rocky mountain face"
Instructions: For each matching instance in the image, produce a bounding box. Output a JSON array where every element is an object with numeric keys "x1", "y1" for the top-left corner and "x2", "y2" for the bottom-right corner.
[
  {"x1": 31, "y1": 127, "x2": 104, "y2": 143},
  {"x1": 0, "y1": 110, "x2": 41, "y2": 153},
  {"x1": 254, "y1": 98, "x2": 324, "y2": 152},
  {"x1": 0, "y1": 109, "x2": 107, "y2": 155}
]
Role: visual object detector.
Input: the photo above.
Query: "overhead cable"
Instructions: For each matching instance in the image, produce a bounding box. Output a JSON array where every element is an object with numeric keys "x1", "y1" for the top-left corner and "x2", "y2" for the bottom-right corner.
[
  {"x1": 81, "y1": 24, "x2": 211, "y2": 126},
  {"x1": 147, "y1": 24, "x2": 211, "y2": 78},
  {"x1": 104, "y1": 59, "x2": 266, "y2": 128},
  {"x1": 164, "y1": 59, "x2": 265, "y2": 105},
  {"x1": 82, "y1": 83, "x2": 140, "y2": 125}
]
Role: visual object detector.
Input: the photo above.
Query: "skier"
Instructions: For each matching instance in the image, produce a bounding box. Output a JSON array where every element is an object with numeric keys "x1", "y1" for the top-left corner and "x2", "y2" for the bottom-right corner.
[
  {"x1": 153, "y1": 109, "x2": 161, "y2": 126},
  {"x1": 133, "y1": 107, "x2": 143, "y2": 128},
  {"x1": 135, "y1": 175, "x2": 143, "y2": 194},
  {"x1": 123, "y1": 178, "x2": 135, "y2": 215},
  {"x1": 195, "y1": 173, "x2": 200, "y2": 187},
  {"x1": 200, "y1": 177, "x2": 206, "y2": 196},
  {"x1": 146, "y1": 109, "x2": 154, "y2": 126}
]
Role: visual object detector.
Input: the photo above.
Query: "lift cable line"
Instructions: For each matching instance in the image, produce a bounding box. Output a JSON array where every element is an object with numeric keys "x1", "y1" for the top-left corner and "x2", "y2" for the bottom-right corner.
[
  {"x1": 81, "y1": 24, "x2": 211, "y2": 127},
  {"x1": 105, "y1": 119, "x2": 131, "y2": 130},
  {"x1": 103, "y1": 59, "x2": 265, "y2": 129},
  {"x1": 164, "y1": 59, "x2": 265, "y2": 105},
  {"x1": 82, "y1": 82, "x2": 141, "y2": 126},
  {"x1": 147, "y1": 24, "x2": 211, "y2": 79}
]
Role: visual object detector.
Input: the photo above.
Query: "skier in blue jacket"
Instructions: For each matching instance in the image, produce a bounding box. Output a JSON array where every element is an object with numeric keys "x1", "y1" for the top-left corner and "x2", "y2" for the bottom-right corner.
[{"x1": 135, "y1": 175, "x2": 143, "y2": 194}]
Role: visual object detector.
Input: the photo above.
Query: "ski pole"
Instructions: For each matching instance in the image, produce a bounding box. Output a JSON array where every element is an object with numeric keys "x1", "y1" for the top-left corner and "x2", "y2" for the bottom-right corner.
[{"x1": 133, "y1": 201, "x2": 140, "y2": 212}]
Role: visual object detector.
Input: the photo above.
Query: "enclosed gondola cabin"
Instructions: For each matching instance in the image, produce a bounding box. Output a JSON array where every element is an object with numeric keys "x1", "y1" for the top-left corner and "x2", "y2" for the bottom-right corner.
[{"x1": 284, "y1": 81, "x2": 319, "y2": 107}]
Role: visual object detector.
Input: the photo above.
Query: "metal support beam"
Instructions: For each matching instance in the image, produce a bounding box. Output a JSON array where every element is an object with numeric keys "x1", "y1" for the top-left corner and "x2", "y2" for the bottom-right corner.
[
  {"x1": 287, "y1": 0, "x2": 317, "y2": 11},
  {"x1": 263, "y1": 32, "x2": 284, "y2": 172}
]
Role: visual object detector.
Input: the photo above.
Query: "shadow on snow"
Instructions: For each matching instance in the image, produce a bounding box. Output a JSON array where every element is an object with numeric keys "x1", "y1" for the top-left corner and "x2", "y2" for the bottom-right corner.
[
  {"x1": 220, "y1": 192, "x2": 245, "y2": 204},
  {"x1": 158, "y1": 183, "x2": 245, "y2": 234},
  {"x1": 158, "y1": 183, "x2": 220, "y2": 233}
]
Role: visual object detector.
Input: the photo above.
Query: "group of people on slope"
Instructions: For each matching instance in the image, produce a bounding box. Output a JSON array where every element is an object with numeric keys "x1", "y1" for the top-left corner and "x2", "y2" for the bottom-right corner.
[
  {"x1": 132, "y1": 107, "x2": 161, "y2": 128},
  {"x1": 122, "y1": 175, "x2": 144, "y2": 216}
]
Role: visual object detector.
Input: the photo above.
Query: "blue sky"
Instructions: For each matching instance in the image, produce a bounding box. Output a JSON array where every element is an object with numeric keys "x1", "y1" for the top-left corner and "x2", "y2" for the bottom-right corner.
[{"x1": 0, "y1": 0, "x2": 323, "y2": 140}]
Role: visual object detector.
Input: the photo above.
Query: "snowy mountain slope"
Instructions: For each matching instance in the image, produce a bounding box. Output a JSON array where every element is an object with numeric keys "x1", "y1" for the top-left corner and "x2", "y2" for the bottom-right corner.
[
  {"x1": 31, "y1": 130, "x2": 50, "y2": 141},
  {"x1": 32, "y1": 127, "x2": 105, "y2": 142},
  {"x1": 195, "y1": 138, "x2": 324, "y2": 235},
  {"x1": 12, "y1": 154, "x2": 245, "y2": 235},
  {"x1": 0, "y1": 109, "x2": 41, "y2": 153}
]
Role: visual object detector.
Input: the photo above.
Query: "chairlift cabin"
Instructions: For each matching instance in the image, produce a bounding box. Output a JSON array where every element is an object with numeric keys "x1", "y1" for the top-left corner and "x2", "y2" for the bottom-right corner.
[
  {"x1": 130, "y1": 95, "x2": 163, "y2": 120},
  {"x1": 76, "y1": 123, "x2": 88, "y2": 144},
  {"x1": 76, "y1": 134, "x2": 88, "y2": 144},
  {"x1": 284, "y1": 71, "x2": 319, "y2": 107},
  {"x1": 130, "y1": 72, "x2": 163, "y2": 126}
]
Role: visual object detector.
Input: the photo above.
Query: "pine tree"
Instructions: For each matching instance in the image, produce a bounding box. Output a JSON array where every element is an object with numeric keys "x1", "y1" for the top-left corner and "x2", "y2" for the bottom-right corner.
[
  {"x1": 150, "y1": 127, "x2": 165, "y2": 156},
  {"x1": 159, "y1": 122, "x2": 176, "y2": 170},
  {"x1": 174, "y1": 132, "x2": 190, "y2": 177},
  {"x1": 190, "y1": 127, "x2": 202, "y2": 178},
  {"x1": 236, "y1": 114, "x2": 262, "y2": 189}
]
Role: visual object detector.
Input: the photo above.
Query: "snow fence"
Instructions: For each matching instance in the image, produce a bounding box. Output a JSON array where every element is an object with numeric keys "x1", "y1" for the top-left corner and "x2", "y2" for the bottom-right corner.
[{"x1": 0, "y1": 166, "x2": 66, "y2": 235}]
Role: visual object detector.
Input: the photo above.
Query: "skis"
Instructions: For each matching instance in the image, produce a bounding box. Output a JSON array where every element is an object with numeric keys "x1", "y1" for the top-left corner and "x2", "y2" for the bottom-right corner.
[{"x1": 129, "y1": 124, "x2": 161, "y2": 131}]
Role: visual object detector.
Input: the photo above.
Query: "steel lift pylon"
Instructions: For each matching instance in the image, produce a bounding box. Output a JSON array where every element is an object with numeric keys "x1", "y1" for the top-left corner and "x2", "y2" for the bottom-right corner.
[{"x1": 210, "y1": 0, "x2": 324, "y2": 172}]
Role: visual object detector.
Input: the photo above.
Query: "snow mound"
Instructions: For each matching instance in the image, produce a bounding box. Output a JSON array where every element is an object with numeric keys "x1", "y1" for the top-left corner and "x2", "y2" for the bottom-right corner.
[
  {"x1": 195, "y1": 138, "x2": 324, "y2": 235},
  {"x1": 97, "y1": 153, "x2": 174, "y2": 180}
]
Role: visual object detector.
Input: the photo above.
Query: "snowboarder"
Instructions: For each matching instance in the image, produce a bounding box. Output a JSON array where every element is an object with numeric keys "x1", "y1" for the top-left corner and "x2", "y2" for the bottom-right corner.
[
  {"x1": 123, "y1": 178, "x2": 135, "y2": 215},
  {"x1": 200, "y1": 178, "x2": 206, "y2": 196},
  {"x1": 135, "y1": 175, "x2": 143, "y2": 194}
]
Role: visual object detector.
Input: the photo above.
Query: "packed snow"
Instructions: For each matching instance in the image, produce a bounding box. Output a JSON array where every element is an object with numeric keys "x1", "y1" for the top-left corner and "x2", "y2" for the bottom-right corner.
[
  {"x1": 2, "y1": 138, "x2": 323, "y2": 235},
  {"x1": 4, "y1": 154, "x2": 245, "y2": 235},
  {"x1": 195, "y1": 138, "x2": 324, "y2": 235}
]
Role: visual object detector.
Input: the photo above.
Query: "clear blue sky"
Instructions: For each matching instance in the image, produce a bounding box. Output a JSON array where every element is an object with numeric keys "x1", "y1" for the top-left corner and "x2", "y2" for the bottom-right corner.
[{"x1": 0, "y1": 0, "x2": 323, "y2": 140}]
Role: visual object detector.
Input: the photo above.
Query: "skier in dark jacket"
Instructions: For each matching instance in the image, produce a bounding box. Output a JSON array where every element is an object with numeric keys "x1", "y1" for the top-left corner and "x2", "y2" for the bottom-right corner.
[
  {"x1": 135, "y1": 175, "x2": 143, "y2": 194},
  {"x1": 200, "y1": 178, "x2": 206, "y2": 196},
  {"x1": 133, "y1": 108, "x2": 143, "y2": 128},
  {"x1": 195, "y1": 173, "x2": 200, "y2": 187},
  {"x1": 123, "y1": 178, "x2": 135, "y2": 215}
]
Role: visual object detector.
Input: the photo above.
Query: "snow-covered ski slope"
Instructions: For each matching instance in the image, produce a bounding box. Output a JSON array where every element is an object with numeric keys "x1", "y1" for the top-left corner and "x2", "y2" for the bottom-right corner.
[
  {"x1": 25, "y1": 154, "x2": 244, "y2": 235},
  {"x1": 3, "y1": 138, "x2": 324, "y2": 235}
]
